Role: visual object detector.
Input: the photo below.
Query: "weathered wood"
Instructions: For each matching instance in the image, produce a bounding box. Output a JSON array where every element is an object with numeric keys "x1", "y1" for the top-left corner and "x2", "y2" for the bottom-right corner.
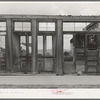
[
  {"x1": 6, "y1": 19, "x2": 13, "y2": 72},
  {"x1": 56, "y1": 19, "x2": 63, "y2": 75},
  {"x1": 0, "y1": 15, "x2": 100, "y2": 22},
  {"x1": 31, "y1": 19, "x2": 37, "y2": 74}
]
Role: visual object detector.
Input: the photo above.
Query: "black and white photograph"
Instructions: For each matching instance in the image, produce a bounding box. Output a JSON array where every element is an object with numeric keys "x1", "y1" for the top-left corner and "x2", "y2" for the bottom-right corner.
[{"x1": 0, "y1": 1, "x2": 100, "y2": 99}]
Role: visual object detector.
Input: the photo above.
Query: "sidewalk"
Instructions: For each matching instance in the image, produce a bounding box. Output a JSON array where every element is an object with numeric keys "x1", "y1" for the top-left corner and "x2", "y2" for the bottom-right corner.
[{"x1": 0, "y1": 74, "x2": 100, "y2": 88}]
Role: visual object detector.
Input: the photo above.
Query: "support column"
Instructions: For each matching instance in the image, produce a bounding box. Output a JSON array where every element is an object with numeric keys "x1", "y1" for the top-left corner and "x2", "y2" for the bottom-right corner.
[
  {"x1": 26, "y1": 35, "x2": 30, "y2": 71},
  {"x1": 31, "y1": 19, "x2": 37, "y2": 74},
  {"x1": 6, "y1": 19, "x2": 13, "y2": 72},
  {"x1": 56, "y1": 19, "x2": 63, "y2": 75}
]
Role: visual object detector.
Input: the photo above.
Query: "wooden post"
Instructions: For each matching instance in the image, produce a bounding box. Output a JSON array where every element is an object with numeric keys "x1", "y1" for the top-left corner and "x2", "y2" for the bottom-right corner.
[
  {"x1": 85, "y1": 34, "x2": 87, "y2": 73},
  {"x1": 56, "y1": 19, "x2": 63, "y2": 75},
  {"x1": 52, "y1": 34, "x2": 56, "y2": 73},
  {"x1": 31, "y1": 19, "x2": 37, "y2": 74},
  {"x1": 73, "y1": 34, "x2": 76, "y2": 70},
  {"x1": 26, "y1": 35, "x2": 30, "y2": 71},
  {"x1": 6, "y1": 19, "x2": 13, "y2": 72}
]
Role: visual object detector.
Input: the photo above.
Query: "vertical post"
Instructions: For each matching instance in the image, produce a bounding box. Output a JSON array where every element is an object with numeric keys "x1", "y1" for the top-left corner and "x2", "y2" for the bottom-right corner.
[
  {"x1": 43, "y1": 35, "x2": 46, "y2": 70},
  {"x1": 73, "y1": 34, "x2": 76, "y2": 70},
  {"x1": 56, "y1": 19, "x2": 63, "y2": 75},
  {"x1": 52, "y1": 34, "x2": 56, "y2": 72},
  {"x1": 31, "y1": 19, "x2": 37, "y2": 74},
  {"x1": 6, "y1": 19, "x2": 13, "y2": 72},
  {"x1": 26, "y1": 35, "x2": 30, "y2": 71},
  {"x1": 26, "y1": 35, "x2": 29, "y2": 56},
  {"x1": 85, "y1": 34, "x2": 87, "y2": 73}
]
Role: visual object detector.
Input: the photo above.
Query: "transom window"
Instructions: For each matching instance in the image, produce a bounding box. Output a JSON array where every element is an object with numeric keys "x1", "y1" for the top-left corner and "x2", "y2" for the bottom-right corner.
[
  {"x1": 14, "y1": 22, "x2": 31, "y2": 31},
  {"x1": 39, "y1": 22, "x2": 55, "y2": 31},
  {"x1": 63, "y1": 22, "x2": 90, "y2": 31},
  {"x1": 0, "y1": 22, "x2": 6, "y2": 31}
]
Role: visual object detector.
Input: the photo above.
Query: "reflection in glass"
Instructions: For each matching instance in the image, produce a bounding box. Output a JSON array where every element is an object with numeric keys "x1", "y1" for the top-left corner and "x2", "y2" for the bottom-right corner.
[
  {"x1": 87, "y1": 35, "x2": 97, "y2": 49},
  {"x1": 76, "y1": 34, "x2": 85, "y2": 48}
]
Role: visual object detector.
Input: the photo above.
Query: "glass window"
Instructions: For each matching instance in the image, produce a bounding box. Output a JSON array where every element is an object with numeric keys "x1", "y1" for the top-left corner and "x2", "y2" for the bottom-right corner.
[
  {"x1": 87, "y1": 35, "x2": 97, "y2": 49},
  {"x1": 38, "y1": 36, "x2": 43, "y2": 56},
  {"x1": 63, "y1": 23, "x2": 74, "y2": 31},
  {"x1": 0, "y1": 22, "x2": 6, "y2": 31},
  {"x1": 63, "y1": 22, "x2": 90, "y2": 31},
  {"x1": 14, "y1": 22, "x2": 31, "y2": 31},
  {"x1": 39, "y1": 22, "x2": 55, "y2": 31},
  {"x1": 76, "y1": 35, "x2": 85, "y2": 48},
  {"x1": 29, "y1": 36, "x2": 32, "y2": 54},
  {"x1": 46, "y1": 36, "x2": 52, "y2": 56},
  {"x1": 20, "y1": 36, "x2": 26, "y2": 56},
  {"x1": 75, "y1": 23, "x2": 90, "y2": 31}
]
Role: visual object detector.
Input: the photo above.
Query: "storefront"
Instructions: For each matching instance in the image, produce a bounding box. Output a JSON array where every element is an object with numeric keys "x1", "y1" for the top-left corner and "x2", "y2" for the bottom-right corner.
[{"x1": 0, "y1": 15, "x2": 100, "y2": 75}]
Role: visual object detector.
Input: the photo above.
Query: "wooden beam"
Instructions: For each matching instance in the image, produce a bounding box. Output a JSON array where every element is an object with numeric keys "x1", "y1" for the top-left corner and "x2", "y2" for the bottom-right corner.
[
  {"x1": 31, "y1": 19, "x2": 37, "y2": 74},
  {"x1": 0, "y1": 15, "x2": 100, "y2": 22},
  {"x1": 6, "y1": 19, "x2": 13, "y2": 72},
  {"x1": 56, "y1": 19, "x2": 63, "y2": 75}
]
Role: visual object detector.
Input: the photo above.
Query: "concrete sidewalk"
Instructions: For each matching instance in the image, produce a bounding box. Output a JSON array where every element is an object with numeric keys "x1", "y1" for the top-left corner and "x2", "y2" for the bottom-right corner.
[{"x1": 0, "y1": 74, "x2": 100, "y2": 88}]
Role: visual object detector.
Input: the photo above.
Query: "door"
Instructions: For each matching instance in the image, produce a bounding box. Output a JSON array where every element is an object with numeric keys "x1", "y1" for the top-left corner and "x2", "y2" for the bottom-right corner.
[
  {"x1": 0, "y1": 35, "x2": 6, "y2": 72},
  {"x1": 37, "y1": 35, "x2": 55, "y2": 73},
  {"x1": 85, "y1": 34, "x2": 99, "y2": 73}
]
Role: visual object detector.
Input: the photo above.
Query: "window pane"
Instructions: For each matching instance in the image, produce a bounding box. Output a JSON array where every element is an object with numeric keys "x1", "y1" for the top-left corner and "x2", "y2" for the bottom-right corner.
[
  {"x1": 63, "y1": 22, "x2": 90, "y2": 31},
  {"x1": 0, "y1": 32, "x2": 6, "y2": 35},
  {"x1": 76, "y1": 35, "x2": 85, "y2": 48},
  {"x1": 75, "y1": 23, "x2": 89, "y2": 31},
  {"x1": 38, "y1": 36, "x2": 43, "y2": 56},
  {"x1": 29, "y1": 36, "x2": 32, "y2": 54},
  {"x1": 46, "y1": 36, "x2": 52, "y2": 56},
  {"x1": 63, "y1": 23, "x2": 74, "y2": 31},
  {"x1": 0, "y1": 36, "x2": 5, "y2": 58},
  {"x1": 20, "y1": 36, "x2": 26, "y2": 56},
  {"x1": 0, "y1": 22, "x2": 6, "y2": 31},
  {"x1": 15, "y1": 22, "x2": 31, "y2": 31},
  {"x1": 39, "y1": 22, "x2": 55, "y2": 31},
  {"x1": 23, "y1": 22, "x2": 31, "y2": 31}
]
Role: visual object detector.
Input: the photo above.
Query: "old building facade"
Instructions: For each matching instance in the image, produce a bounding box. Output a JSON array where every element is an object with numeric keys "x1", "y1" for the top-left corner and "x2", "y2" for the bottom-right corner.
[{"x1": 0, "y1": 15, "x2": 100, "y2": 75}]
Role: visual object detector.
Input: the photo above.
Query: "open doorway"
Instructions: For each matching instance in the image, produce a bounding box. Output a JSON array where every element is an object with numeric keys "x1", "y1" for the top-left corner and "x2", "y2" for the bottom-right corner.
[{"x1": 63, "y1": 34, "x2": 76, "y2": 74}]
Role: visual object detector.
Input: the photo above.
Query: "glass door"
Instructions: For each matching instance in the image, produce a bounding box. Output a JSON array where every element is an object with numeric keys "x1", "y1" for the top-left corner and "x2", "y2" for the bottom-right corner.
[{"x1": 37, "y1": 35, "x2": 54, "y2": 73}]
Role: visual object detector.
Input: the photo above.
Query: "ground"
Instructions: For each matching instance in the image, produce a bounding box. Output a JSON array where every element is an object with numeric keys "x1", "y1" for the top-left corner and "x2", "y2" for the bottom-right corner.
[{"x1": 0, "y1": 74, "x2": 100, "y2": 88}]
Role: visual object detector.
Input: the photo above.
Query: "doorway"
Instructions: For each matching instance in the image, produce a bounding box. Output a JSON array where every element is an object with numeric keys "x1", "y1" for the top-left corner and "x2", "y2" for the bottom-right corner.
[
  {"x1": 37, "y1": 35, "x2": 55, "y2": 73},
  {"x1": 85, "y1": 34, "x2": 99, "y2": 73}
]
